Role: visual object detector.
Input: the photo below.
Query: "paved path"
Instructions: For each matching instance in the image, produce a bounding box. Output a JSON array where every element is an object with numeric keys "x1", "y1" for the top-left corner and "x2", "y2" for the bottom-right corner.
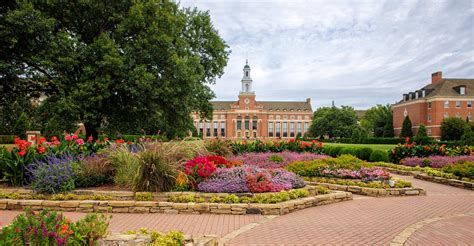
[{"x1": 1, "y1": 174, "x2": 473, "y2": 245}]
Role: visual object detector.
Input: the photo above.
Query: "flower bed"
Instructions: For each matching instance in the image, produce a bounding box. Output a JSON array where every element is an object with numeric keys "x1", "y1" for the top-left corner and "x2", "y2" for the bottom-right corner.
[
  {"x1": 306, "y1": 180, "x2": 425, "y2": 197},
  {"x1": 230, "y1": 139, "x2": 324, "y2": 154},
  {"x1": 229, "y1": 151, "x2": 328, "y2": 169},
  {"x1": 305, "y1": 177, "x2": 412, "y2": 189},
  {"x1": 400, "y1": 156, "x2": 474, "y2": 168}
]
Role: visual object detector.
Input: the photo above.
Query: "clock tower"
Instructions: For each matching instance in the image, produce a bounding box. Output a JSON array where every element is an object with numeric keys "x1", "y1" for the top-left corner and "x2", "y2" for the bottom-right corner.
[{"x1": 238, "y1": 60, "x2": 256, "y2": 109}]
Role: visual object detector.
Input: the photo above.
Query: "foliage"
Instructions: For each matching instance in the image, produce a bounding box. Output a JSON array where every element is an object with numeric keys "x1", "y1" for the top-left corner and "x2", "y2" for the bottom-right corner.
[
  {"x1": 416, "y1": 124, "x2": 428, "y2": 138},
  {"x1": 230, "y1": 151, "x2": 327, "y2": 169},
  {"x1": 135, "y1": 192, "x2": 153, "y2": 201},
  {"x1": 230, "y1": 139, "x2": 324, "y2": 154},
  {"x1": 204, "y1": 139, "x2": 233, "y2": 157},
  {"x1": 401, "y1": 156, "x2": 474, "y2": 168},
  {"x1": 223, "y1": 194, "x2": 240, "y2": 203},
  {"x1": 461, "y1": 122, "x2": 474, "y2": 145},
  {"x1": 107, "y1": 146, "x2": 140, "y2": 188},
  {"x1": 307, "y1": 177, "x2": 412, "y2": 188},
  {"x1": 369, "y1": 150, "x2": 389, "y2": 162},
  {"x1": 360, "y1": 104, "x2": 394, "y2": 137},
  {"x1": 1, "y1": 1, "x2": 229, "y2": 139},
  {"x1": 441, "y1": 117, "x2": 467, "y2": 141},
  {"x1": 169, "y1": 194, "x2": 196, "y2": 203},
  {"x1": 126, "y1": 228, "x2": 185, "y2": 246},
  {"x1": 309, "y1": 106, "x2": 358, "y2": 138},
  {"x1": 401, "y1": 116, "x2": 413, "y2": 137},
  {"x1": 389, "y1": 138, "x2": 473, "y2": 163},
  {"x1": 0, "y1": 135, "x2": 15, "y2": 144},
  {"x1": 25, "y1": 153, "x2": 77, "y2": 194},
  {"x1": 197, "y1": 166, "x2": 305, "y2": 193},
  {"x1": 0, "y1": 208, "x2": 110, "y2": 245},
  {"x1": 135, "y1": 147, "x2": 178, "y2": 192},
  {"x1": 442, "y1": 161, "x2": 474, "y2": 179},
  {"x1": 351, "y1": 126, "x2": 368, "y2": 144},
  {"x1": 75, "y1": 154, "x2": 113, "y2": 188}
]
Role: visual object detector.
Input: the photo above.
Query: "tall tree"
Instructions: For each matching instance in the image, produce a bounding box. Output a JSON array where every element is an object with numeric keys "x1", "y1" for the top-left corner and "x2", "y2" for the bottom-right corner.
[
  {"x1": 441, "y1": 117, "x2": 467, "y2": 141},
  {"x1": 360, "y1": 104, "x2": 394, "y2": 137},
  {"x1": 0, "y1": 1, "x2": 229, "y2": 139},
  {"x1": 309, "y1": 106, "x2": 358, "y2": 138},
  {"x1": 401, "y1": 116, "x2": 413, "y2": 137}
]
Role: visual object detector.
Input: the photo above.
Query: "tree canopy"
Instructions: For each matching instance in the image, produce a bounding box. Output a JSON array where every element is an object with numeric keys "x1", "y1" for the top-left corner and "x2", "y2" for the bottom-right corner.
[
  {"x1": 308, "y1": 106, "x2": 358, "y2": 139},
  {"x1": 441, "y1": 117, "x2": 467, "y2": 141},
  {"x1": 360, "y1": 104, "x2": 394, "y2": 137},
  {"x1": 0, "y1": 1, "x2": 229, "y2": 138}
]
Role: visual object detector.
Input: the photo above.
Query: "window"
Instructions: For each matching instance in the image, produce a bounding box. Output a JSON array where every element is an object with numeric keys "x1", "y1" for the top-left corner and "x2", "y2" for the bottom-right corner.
[
  {"x1": 276, "y1": 122, "x2": 281, "y2": 138},
  {"x1": 468, "y1": 101, "x2": 472, "y2": 108},
  {"x1": 213, "y1": 122, "x2": 218, "y2": 136},
  {"x1": 290, "y1": 122, "x2": 295, "y2": 137},
  {"x1": 468, "y1": 113, "x2": 472, "y2": 121},
  {"x1": 428, "y1": 102, "x2": 432, "y2": 109},
  {"x1": 460, "y1": 86, "x2": 466, "y2": 95},
  {"x1": 237, "y1": 116, "x2": 242, "y2": 130},
  {"x1": 304, "y1": 122, "x2": 309, "y2": 134},
  {"x1": 427, "y1": 128, "x2": 432, "y2": 135},
  {"x1": 456, "y1": 101, "x2": 461, "y2": 108},
  {"x1": 415, "y1": 92, "x2": 419, "y2": 99},
  {"x1": 427, "y1": 115, "x2": 432, "y2": 122},
  {"x1": 206, "y1": 121, "x2": 211, "y2": 137},
  {"x1": 269, "y1": 122, "x2": 274, "y2": 137},
  {"x1": 245, "y1": 116, "x2": 250, "y2": 130},
  {"x1": 220, "y1": 122, "x2": 226, "y2": 137},
  {"x1": 297, "y1": 122, "x2": 302, "y2": 135},
  {"x1": 444, "y1": 100, "x2": 449, "y2": 108},
  {"x1": 422, "y1": 90, "x2": 426, "y2": 97},
  {"x1": 199, "y1": 122, "x2": 204, "y2": 136},
  {"x1": 456, "y1": 112, "x2": 461, "y2": 118},
  {"x1": 444, "y1": 112, "x2": 449, "y2": 118},
  {"x1": 252, "y1": 116, "x2": 258, "y2": 131},
  {"x1": 245, "y1": 71, "x2": 249, "y2": 77},
  {"x1": 283, "y1": 122, "x2": 288, "y2": 137}
]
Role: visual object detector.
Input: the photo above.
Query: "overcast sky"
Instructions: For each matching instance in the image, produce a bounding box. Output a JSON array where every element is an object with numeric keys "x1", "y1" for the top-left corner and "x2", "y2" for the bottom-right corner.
[{"x1": 180, "y1": 0, "x2": 474, "y2": 110}]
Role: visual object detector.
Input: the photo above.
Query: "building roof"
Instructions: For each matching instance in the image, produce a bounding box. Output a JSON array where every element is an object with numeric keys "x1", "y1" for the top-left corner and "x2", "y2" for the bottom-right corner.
[
  {"x1": 211, "y1": 100, "x2": 313, "y2": 112},
  {"x1": 355, "y1": 110, "x2": 366, "y2": 119},
  {"x1": 395, "y1": 78, "x2": 474, "y2": 105}
]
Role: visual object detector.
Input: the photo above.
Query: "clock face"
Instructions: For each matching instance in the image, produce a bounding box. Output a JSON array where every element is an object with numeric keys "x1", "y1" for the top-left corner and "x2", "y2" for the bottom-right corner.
[{"x1": 244, "y1": 98, "x2": 250, "y2": 104}]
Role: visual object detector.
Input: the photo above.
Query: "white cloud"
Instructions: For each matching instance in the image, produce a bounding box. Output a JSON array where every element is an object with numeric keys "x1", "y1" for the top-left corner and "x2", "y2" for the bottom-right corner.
[{"x1": 181, "y1": 0, "x2": 474, "y2": 109}]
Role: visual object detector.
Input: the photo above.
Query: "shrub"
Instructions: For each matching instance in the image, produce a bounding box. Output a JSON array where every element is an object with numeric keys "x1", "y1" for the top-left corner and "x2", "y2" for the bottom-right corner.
[
  {"x1": 135, "y1": 192, "x2": 153, "y2": 201},
  {"x1": 75, "y1": 154, "x2": 113, "y2": 188},
  {"x1": 73, "y1": 213, "x2": 111, "y2": 245},
  {"x1": 135, "y1": 148, "x2": 178, "y2": 192},
  {"x1": 107, "y1": 146, "x2": 140, "y2": 188},
  {"x1": 25, "y1": 153, "x2": 77, "y2": 194},
  {"x1": 184, "y1": 156, "x2": 217, "y2": 187},
  {"x1": 356, "y1": 147, "x2": 373, "y2": 161},
  {"x1": 369, "y1": 150, "x2": 389, "y2": 162},
  {"x1": 401, "y1": 115, "x2": 413, "y2": 137},
  {"x1": 169, "y1": 194, "x2": 195, "y2": 203},
  {"x1": 230, "y1": 151, "x2": 327, "y2": 169},
  {"x1": 441, "y1": 117, "x2": 467, "y2": 141},
  {"x1": 223, "y1": 194, "x2": 240, "y2": 203},
  {"x1": 442, "y1": 161, "x2": 474, "y2": 179},
  {"x1": 401, "y1": 156, "x2": 474, "y2": 168},
  {"x1": 126, "y1": 229, "x2": 184, "y2": 246},
  {"x1": 204, "y1": 139, "x2": 233, "y2": 157},
  {"x1": 0, "y1": 135, "x2": 15, "y2": 144},
  {"x1": 209, "y1": 196, "x2": 222, "y2": 203}
]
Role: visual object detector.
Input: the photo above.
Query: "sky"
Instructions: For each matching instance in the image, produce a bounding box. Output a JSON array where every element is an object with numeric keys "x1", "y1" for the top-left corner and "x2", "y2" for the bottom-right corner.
[{"x1": 180, "y1": 0, "x2": 474, "y2": 110}]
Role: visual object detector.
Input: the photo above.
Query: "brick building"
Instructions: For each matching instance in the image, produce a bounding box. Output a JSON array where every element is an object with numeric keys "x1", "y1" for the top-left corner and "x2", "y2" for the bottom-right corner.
[
  {"x1": 193, "y1": 61, "x2": 313, "y2": 139},
  {"x1": 392, "y1": 71, "x2": 473, "y2": 138}
]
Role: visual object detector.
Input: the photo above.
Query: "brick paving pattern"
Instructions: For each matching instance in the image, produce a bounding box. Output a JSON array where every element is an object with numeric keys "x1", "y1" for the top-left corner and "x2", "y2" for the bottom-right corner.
[{"x1": 1, "y1": 174, "x2": 473, "y2": 245}]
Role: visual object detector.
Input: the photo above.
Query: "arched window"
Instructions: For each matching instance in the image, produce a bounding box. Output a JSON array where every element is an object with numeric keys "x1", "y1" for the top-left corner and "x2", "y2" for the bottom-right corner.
[
  {"x1": 246, "y1": 71, "x2": 249, "y2": 77},
  {"x1": 245, "y1": 84, "x2": 249, "y2": 92}
]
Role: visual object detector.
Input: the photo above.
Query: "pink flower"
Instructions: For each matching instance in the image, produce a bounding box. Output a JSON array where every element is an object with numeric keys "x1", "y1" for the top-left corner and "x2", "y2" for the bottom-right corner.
[
  {"x1": 65, "y1": 135, "x2": 72, "y2": 141},
  {"x1": 76, "y1": 138, "x2": 84, "y2": 145},
  {"x1": 87, "y1": 136, "x2": 93, "y2": 142}
]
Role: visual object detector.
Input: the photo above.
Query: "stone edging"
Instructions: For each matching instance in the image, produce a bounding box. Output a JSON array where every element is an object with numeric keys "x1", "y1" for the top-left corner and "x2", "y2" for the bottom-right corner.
[
  {"x1": 380, "y1": 167, "x2": 417, "y2": 176},
  {"x1": 98, "y1": 233, "x2": 218, "y2": 246},
  {"x1": 0, "y1": 191, "x2": 352, "y2": 216},
  {"x1": 306, "y1": 182, "x2": 426, "y2": 197},
  {"x1": 389, "y1": 212, "x2": 474, "y2": 246},
  {"x1": 414, "y1": 173, "x2": 474, "y2": 190}
]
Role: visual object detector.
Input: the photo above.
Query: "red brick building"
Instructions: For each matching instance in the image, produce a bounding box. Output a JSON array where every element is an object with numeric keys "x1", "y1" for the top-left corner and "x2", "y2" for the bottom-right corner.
[
  {"x1": 392, "y1": 71, "x2": 473, "y2": 138},
  {"x1": 193, "y1": 61, "x2": 313, "y2": 139}
]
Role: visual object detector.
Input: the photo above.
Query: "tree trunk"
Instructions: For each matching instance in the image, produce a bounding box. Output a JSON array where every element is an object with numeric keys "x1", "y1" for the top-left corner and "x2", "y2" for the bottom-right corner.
[{"x1": 84, "y1": 122, "x2": 99, "y2": 140}]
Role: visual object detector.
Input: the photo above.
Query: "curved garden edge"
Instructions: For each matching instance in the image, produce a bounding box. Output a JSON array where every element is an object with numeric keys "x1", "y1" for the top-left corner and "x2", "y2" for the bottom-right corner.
[
  {"x1": 99, "y1": 233, "x2": 218, "y2": 246},
  {"x1": 379, "y1": 167, "x2": 474, "y2": 191},
  {"x1": 306, "y1": 181, "x2": 426, "y2": 197},
  {"x1": 0, "y1": 190, "x2": 352, "y2": 216}
]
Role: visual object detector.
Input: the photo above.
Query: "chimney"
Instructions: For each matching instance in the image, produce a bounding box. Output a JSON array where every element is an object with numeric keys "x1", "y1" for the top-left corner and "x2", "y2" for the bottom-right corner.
[
  {"x1": 306, "y1": 98, "x2": 311, "y2": 104},
  {"x1": 432, "y1": 71, "x2": 443, "y2": 84}
]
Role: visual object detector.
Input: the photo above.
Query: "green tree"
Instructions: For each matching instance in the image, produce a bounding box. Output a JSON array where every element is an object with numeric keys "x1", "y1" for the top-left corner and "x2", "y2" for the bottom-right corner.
[
  {"x1": 441, "y1": 117, "x2": 467, "y2": 141},
  {"x1": 351, "y1": 126, "x2": 368, "y2": 143},
  {"x1": 0, "y1": 1, "x2": 229, "y2": 139},
  {"x1": 360, "y1": 104, "x2": 394, "y2": 137},
  {"x1": 309, "y1": 106, "x2": 358, "y2": 138},
  {"x1": 461, "y1": 123, "x2": 474, "y2": 145},
  {"x1": 401, "y1": 116, "x2": 413, "y2": 137},
  {"x1": 416, "y1": 124, "x2": 427, "y2": 137}
]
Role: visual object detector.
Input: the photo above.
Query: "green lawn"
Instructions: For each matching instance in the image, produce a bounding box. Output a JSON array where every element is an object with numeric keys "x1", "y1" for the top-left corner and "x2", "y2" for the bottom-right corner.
[{"x1": 323, "y1": 142, "x2": 395, "y2": 151}]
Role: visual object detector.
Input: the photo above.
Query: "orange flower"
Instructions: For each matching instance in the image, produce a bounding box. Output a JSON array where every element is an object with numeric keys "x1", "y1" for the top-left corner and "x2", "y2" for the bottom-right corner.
[
  {"x1": 69, "y1": 229, "x2": 73, "y2": 235},
  {"x1": 61, "y1": 224, "x2": 69, "y2": 234}
]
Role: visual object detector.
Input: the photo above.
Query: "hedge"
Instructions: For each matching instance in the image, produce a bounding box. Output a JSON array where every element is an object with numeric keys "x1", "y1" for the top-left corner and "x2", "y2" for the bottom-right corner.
[
  {"x1": 321, "y1": 145, "x2": 387, "y2": 162},
  {"x1": 0, "y1": 135, "x2": 15, "y2": 144}
]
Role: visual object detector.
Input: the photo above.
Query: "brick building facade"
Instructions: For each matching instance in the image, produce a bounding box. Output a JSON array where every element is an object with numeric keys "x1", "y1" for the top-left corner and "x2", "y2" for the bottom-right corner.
[
  {"x1": 392, "y1": 71, "x2": 473, "y2": 138},
  {"x1": 193, "y1": 61, "x2": 313, "y2": 139}
]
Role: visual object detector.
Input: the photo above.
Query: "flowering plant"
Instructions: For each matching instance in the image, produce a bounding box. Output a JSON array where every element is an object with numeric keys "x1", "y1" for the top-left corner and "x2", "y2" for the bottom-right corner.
[
  {"x1": 230, "y1": 151, "x2": 328, "y2": 169},
  {"x1": 401, "y1": 156, "x2": 474, "y2": 168},
  {"x1": 231, "y1": 139, "x2": 324, "y2": 154},
  {"x1": 184, "y1": 156, "x2": 217, "y2": 187}
]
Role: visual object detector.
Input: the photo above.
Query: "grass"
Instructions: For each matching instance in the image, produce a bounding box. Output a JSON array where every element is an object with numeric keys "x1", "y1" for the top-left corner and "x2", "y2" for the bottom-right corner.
[{"x1": 323, "y1": 142, "x2": 395, "y2": 151}]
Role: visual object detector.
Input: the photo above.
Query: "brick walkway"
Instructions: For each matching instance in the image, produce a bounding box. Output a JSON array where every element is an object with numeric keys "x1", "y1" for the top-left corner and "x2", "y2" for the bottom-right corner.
[{"x1": 1, "y1": 174, "x2": 473, "y2": 245}]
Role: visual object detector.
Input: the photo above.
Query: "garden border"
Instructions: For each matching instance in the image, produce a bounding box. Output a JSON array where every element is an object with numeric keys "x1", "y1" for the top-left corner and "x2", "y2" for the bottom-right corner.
[
  {"x1": 306, "y1": 181, "x2": 426, "y2": 197},
  {"x1": 414, "y1": 173, "x2": 474, "y2": 190},
  {"x1": 0, "y1": 190, "x2": 352, "y2": 216},
  {"x1": 98, "y1": 233, "x2": 218, "y2": 246}
]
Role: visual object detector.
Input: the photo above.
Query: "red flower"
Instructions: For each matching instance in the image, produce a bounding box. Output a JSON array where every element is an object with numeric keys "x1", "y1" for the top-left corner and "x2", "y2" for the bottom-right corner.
[
  {"x1": 405, "y1": 137, "x2": 410, "y2": 143},
  {"x1": 76, "y1": 138, "x2": 84, "y2": 145},
  {"x1": 37, "y1": 146, "x2": 46, "y2": 154},
  {"x1": 104, "y1": 137, "x2": 109, "y2": 141},
  {"x1": 65, "y1": 135, "x2": 73, "y2": 141},
  {"x1": 38, "y1": 136, "x2": 46, "y2": 145},
  {"x1": 87, "y1": 136, "x2": 93, "y2": 142},
  {"x1": 115, "y1": 139, "x2": 125, "y2": 144}
]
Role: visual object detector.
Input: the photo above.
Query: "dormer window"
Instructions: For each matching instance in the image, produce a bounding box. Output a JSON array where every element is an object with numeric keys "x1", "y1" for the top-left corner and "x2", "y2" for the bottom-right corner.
[
  {"x1": 415, "y1": 91, "x2": 419, "y2": 99},
  {"x1": 460, "y1": 86, "x2": 466, "y2": 95},
  {"x1": 422, "y1": 90, "x2": 426, "y2": 97}
]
